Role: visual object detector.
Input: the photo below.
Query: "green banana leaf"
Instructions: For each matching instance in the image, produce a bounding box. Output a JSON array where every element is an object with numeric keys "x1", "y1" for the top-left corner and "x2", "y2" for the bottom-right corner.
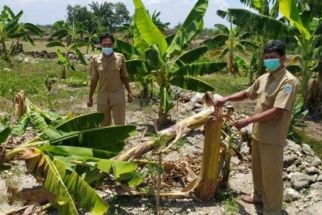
[
  {"x1": 175, "y1": 76, "x2": 215, "y2": 92},
  {"x1": 160, "y1": 87, "x2": 174, "y2": 114},
  {"x1": 174, "y1": 46, "x2": 208, "y2": 66},
  {"x1": 29, "y1": 111, "x2": 49, "y2": 131},
  {"x1": 167, "y1": 0, "x2": 208, "y2": 57},
  {"x1": 0, "y1": 127, "x2": 11, "y2": 144},
  {"x1": 115, "y1": 39, "x2": 140, "y2": 58},
  {"x1": 97, "y1": 159, "x2": 138, "y2": 181},
  {"x1": 47, "y1": 41, "x2": 65, "y2": 48},
  {"x1": 217, "y1": 9, "x2": 293, "y2": 38},
  {"x1": 173, "y1": 62, "x2": 227, "y2": 77},
  {"x1": 50, "y1": 29, "x2": 68, "y2": 39},
  {"x1": 56, "y1": 113, "x2": 104, "y2": 132},
  {"x1": 39, "y1": 145, "x2": 116, "y2": 159},
  {"x1": 133, "y1": 0, "x2": 168, "y2": 56},
  {"x1": 26, "y1": 151, "x2": 109, "y2": 215},
  {"x1": 144, "y1": 45, "x2": 165, "y2": 70},
  {"x1": 75, "y1": 48, "x2": 87, "y2": 65},
  {"x1": 12, "y1": 114, "x2": 30, "y2": 136},
  {"x1": 203, "y1": 34, "x2": 229, "y2": 49},
  {"x1": 133, "y1": 23, "x2": 150, "y2": 55},
  {"x1": 45, "y1": 125, "x2": 136, "y2": 153},
  {"x1": 279, "y1": 0, "x2": 311, "y2": 40}
]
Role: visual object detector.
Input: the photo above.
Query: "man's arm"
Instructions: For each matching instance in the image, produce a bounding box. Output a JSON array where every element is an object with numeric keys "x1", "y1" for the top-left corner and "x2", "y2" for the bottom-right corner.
[
  {"x1": 87, "y1": 79, "x2": 97, "y2": 107},
  {"x1": 234, "y1": 107, "x2": 284, "y2": 130},
  {"x1": 121, "y1": 77, "x2": 133, "y2": 103},
  {"x1": 87, "y1": 59, "x2": 98, "y2": 107},
  {"x1": 214, "y1": 91, "x2": 248, "y2": 107}
]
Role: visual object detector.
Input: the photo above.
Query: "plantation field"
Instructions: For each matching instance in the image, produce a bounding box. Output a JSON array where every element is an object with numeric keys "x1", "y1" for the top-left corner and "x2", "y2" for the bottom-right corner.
[
  {"x1": 1, "y1": 57, "x2": 321, "y2": 159},
  {"x1": 1, "y1": 0, "x2": 322, "y2": 214}
]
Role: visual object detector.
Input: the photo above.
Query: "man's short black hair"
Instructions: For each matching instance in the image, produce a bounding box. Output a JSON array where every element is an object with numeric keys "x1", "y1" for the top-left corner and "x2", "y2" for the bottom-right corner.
[
  {"x1": 264, "y1": 40, "x2": 286, "y2": 56},
  {"x1": 99, "y1": 32, "x2": 114, "y2": 44}
]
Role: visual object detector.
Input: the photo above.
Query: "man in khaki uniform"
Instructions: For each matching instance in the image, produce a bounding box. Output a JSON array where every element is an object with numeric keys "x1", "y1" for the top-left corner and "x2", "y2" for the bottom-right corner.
[
  {"x1": 87, "y1": 33, "x2": 133, "y2": 126},
  {"x1": 213, "y1": 41, "x2": 299, "y2": 215}
]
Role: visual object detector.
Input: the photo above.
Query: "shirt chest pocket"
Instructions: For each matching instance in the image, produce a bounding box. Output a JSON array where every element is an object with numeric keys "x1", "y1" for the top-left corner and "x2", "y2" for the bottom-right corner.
[
  {"x1": 257, "y1": 88, "x2": 276, "y2": 108},
  {"x1": 97, "y1": 62, "x2": 121, "y2": 78}
]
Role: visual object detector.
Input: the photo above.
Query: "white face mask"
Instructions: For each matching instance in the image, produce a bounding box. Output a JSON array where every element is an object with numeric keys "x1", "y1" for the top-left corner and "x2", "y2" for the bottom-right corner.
[{"x1": 102, "y1": 47, "x2": 113, "y2": 55}]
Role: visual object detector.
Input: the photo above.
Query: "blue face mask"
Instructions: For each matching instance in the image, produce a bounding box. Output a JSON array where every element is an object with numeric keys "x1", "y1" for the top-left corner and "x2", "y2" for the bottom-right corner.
[
  {"x1": 102, "y1": 47, "x2": 113, "y2": 55},
  {"x1": 264, "y1": 58, "x2": 281, "y2": 72}
]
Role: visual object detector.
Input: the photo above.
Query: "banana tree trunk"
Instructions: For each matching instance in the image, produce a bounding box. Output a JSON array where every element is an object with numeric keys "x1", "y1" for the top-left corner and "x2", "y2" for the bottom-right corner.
[
  {"x1": 61, "y1": 65, "x2": 66, "y2": 79},
  {"x1": 115, "y1": 108, "x2": 214, "y2": 161},
  {"x1": 1, "y1": 40, "x2": 11, "y2": 66},
  {"x1": 256, "y1": 37, "x2": 266, "y2": 77},
  {"x1": 307, "y1": 71, "x2": 322, "y2": 115},
  {"x1": 227, "y1": 50, "x2": 233, "y2": 75},
  {"x1": 194, "y1": 114, "x2": 224, "y2": 200}
]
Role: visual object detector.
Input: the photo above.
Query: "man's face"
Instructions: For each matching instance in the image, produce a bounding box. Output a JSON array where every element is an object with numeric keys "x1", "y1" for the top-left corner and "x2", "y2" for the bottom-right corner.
[
  {"x1": 264, "y1": 51, "x2": 285, "y2": 64},
  {"x1": 101, "y1": 38, "x2": 113, "y2": 48}
]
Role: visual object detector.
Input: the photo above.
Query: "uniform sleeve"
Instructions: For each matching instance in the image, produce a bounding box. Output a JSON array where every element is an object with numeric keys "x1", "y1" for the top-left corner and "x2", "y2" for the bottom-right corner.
[
  {"x1": 274, "y1": 80, "x2": 298, "y2": 111},
  {"x1": 245, "y1": 78, "x2": 260, "y2": 100},
  {"x1": 89, "y1": 58, "x2": 98, "y2": 81},
  {"x1": 120, "y1": 55, "x2": 129, "y2": 79}
]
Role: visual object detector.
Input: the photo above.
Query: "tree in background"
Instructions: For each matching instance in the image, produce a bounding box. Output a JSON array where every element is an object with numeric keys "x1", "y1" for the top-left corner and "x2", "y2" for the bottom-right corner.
[
  {"x1": 279, "y1": 0, "x2": 322, "y2": 114},
  {"x1": 0, "y1": 5, "x2": 43, "y2": 65},
  {"x1": 47, "y1": 21, "x2": 87, "y2": 79},
  {"x1": 115, "y1": 0, "x2": 226, "y2": 126},
  {"x1": 204, "y1": 24, "x2": 257, "y2": 76},
  {"x1": 87, "y1": 1, "x2": 131, "y2": 33},
  {"x1": 218, "y1": 0, "x2": 293, "y2": 79}
]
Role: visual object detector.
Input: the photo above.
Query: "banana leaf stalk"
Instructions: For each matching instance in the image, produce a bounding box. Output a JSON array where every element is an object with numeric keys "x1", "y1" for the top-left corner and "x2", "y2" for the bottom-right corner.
[
  {"x1": 114, "y1": 107, "x2": 214, "y2": 161},
  {"x1": 115, "y1": 93, "x2": 227, "y2": 161}
]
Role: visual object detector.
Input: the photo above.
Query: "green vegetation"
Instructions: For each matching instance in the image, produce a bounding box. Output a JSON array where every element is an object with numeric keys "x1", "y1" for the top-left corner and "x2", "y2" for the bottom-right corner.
[
  {"x1": 0, "y1": 0, "x2": 322, "y2": 214},
  {"x1": 297, "y1": 130, "x2": 322, "y2": 159},
  {"x1": 0, "y1": 5, "x2": 43, "y2": 65}
]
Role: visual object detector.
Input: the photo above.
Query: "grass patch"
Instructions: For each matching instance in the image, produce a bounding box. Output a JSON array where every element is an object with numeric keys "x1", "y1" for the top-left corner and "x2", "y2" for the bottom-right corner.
[
  {"x1": 216, "y1": 188, "x2": 239, "y2": 215},
  {"x1": 0, "y1": 59, "x2": 90, "y2": 115},
  {"x1": 297, "y1": 130, "x2": 322, "y2": 159},
  {"x1": 201, "y1": 72, "x2": 249, "y2": 95}
]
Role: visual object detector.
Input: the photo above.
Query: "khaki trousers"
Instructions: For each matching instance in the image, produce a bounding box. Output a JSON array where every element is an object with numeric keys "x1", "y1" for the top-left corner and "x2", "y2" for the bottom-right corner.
[
  {"x1": 97, "y1": 103, "x2": 126, "y2": 126},
  {"x1": 252, "y1": 139, "x2": 284, "y2": 215}
]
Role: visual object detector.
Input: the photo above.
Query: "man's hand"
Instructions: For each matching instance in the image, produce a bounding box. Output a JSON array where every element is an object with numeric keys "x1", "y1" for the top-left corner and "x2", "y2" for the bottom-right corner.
[
  {"x1": 87, "y1": 97, "x2": 93, "y2": 107},
  {"x1": 128, "y1": 93, "x2": 134, "y2": 103},
  {"x1": 234, "y1": 118, "x2": 251, "y2": 130},
  {"x1": 213, "y1": 97, "x2": 226, "y2": 107}
]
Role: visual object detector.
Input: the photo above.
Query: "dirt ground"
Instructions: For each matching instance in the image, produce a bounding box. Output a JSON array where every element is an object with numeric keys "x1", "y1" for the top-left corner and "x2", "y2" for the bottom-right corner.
[{"x1": 1, "y1": 89, "x2": 322, "y2": 215}]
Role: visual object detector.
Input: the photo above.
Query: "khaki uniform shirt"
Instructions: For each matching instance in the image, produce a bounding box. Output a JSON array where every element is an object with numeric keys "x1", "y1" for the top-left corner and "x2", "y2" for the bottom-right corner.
[
  {"x1": 245, "y1": 68, "x2": 299, "y2": 145},
  {"x1": 90, "y1": 52, "x2": 129, "y2": 106}
]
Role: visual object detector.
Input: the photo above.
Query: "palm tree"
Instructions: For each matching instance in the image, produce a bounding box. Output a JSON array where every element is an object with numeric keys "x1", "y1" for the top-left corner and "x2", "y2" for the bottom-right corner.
[
  {"x1": 88, "y1": 1, "x2": 114, "y2": 32},
  {"x1": 204, "y1": 24, "x2": 257, "y2": 76}
]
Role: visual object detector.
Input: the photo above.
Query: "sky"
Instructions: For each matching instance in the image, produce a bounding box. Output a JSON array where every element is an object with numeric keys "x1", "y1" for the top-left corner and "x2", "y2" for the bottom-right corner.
[{"x1": 0, "y1": 0, "x2": 246, "y2": 28}]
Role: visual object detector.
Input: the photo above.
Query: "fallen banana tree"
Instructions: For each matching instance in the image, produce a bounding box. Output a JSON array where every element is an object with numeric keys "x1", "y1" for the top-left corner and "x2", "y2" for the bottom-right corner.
[
  {"x1": 2, "y1": 91, "x2": 241, "y2": 214},
  {"x1": 114, "y1": 92, "x2": 238, "y2": 200},
  {"x1": 2, "y1": 91, "x2": 143, "y2": 215}
]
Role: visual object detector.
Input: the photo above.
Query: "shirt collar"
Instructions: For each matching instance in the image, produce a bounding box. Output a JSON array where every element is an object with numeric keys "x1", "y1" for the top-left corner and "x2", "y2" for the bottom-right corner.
[
  {"x1": 268, "y1": 66, "x2": 286, "y2": 80},
  {"x1": 99, "y1": 52, "x2": 116, "y2": 62}
]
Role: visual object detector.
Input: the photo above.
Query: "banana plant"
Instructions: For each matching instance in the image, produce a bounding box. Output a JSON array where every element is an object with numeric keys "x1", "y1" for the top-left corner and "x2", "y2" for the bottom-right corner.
[
  {"x1": 47, "y1": 21, "x2": 87, "y2": 79},
  {"x1": 4, "y1": 99, "x2": 140, "y2": 214},
  {"x1": 279, "y1": 0, "x2": 322, "y2": 110},
  {"x1": 116, "y1": 0, "x2": 226, "y2": 124},
  {"x1": 217, "y1": 0, "x2": 293, "y2": 77},
  {"x1": 0, "y1": 5, "x2": 43, "y2": 65},
  {"x1": 0, "y1": 122, "x2": 11, "y2": 145},
  {"x1": 203, "y1": 24, "x2": 257, "y2": 76}
]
